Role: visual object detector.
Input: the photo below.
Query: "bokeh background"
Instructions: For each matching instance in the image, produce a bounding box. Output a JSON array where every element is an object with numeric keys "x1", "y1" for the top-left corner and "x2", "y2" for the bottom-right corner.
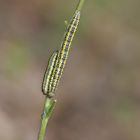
[{"x1": 0, "y1": 0, "x2": 140, "y2": 140}]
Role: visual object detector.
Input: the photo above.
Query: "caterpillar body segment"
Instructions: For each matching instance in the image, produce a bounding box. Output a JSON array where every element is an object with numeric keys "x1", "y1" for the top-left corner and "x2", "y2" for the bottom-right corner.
[
  {"x1": 50, "y1": 11, "x2": 81, "y2": 94},
  {"x1": 42, "y1": 51, "x2": 58, "y2": 96}
]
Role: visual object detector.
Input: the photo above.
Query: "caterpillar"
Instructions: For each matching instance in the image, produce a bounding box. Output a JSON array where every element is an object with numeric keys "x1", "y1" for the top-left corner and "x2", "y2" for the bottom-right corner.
[
  {"x1": 42, "y1": 10, "x2": 80, "y2": 97},
  {"x1": 42, "y1": 51, "x2": 58, "y2": 97}
]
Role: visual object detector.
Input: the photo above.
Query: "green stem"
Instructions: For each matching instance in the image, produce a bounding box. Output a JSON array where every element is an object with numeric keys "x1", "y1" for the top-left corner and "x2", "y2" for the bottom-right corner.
[
  {"x1": 76, "y1": 0, "x2": 85, "y2": 11},
  {"x1": 38, "y1": 98, "x2": 56, "y2": 140}
]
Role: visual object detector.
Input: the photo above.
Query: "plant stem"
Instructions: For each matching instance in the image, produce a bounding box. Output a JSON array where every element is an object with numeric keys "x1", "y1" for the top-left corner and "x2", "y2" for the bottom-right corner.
[
  {"x1": 37, "y1": 1, "x2": 85, "y2": 140},
  {"x1": 76, "y1": 0, "x2": 85, "y2": 11},
  {"x1": 38, "y1": 98, "x2": 56, "y2": 140}
]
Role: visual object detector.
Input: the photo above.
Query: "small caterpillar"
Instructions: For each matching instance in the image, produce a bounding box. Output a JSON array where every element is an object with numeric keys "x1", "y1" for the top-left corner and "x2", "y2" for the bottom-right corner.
[
  {"x1": 42, "y1": 11, "x2": 80, "y2": 97},
  {"x1": 42, "y1": 51, "x2": 58, "y2": 96}
]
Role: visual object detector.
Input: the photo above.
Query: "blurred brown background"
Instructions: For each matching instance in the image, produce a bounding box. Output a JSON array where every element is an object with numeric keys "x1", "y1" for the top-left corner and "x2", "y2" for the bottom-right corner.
[{"x1": 0, "y1": 0, "x2": 140, "y2": 140}]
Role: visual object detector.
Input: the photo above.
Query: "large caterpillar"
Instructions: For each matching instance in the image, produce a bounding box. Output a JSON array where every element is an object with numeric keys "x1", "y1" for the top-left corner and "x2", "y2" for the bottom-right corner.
[{"x1": 42, "y1": 10, "x2": 80, "y2": 97}]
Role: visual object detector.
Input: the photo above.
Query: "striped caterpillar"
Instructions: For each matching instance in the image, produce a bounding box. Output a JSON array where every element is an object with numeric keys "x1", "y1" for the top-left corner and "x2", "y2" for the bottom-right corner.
[{"x1": 42, "y1": 11, "x2": 80, "y2": 97}]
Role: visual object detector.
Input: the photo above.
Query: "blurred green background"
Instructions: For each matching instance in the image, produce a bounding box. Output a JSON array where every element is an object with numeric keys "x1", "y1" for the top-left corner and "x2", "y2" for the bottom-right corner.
[{"x1": 0, "y1": 0, "x2": 140, "y2": 140}]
